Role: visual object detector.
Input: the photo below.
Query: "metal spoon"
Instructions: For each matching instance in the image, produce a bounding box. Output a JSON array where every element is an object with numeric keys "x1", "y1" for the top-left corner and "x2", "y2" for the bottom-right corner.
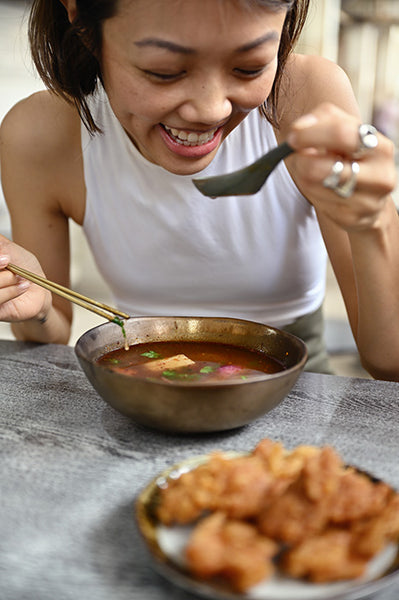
[{"x1": 192, "y1": 141, "x2": 294, "y2": 197}]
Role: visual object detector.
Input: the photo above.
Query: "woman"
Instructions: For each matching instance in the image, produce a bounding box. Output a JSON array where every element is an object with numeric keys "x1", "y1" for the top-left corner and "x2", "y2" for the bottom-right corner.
[{"x1": 0, "y1": 0, "x2": 398, "y2": 379}]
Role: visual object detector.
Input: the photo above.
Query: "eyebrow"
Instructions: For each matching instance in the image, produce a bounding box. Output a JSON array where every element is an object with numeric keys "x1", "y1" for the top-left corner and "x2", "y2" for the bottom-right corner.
[
  {"x1": 134, "y1": 32, "x2": 280, "y2": 55},
  {"x1": 134, "y1": 38, "x2": 195, "y2": 54},
  {"x1": 236, "y1": 32, "x2": 280, "y2": 52}
]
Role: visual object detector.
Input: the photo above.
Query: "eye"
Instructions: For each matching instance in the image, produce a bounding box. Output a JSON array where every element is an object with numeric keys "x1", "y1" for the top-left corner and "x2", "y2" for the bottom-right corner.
[
  {"x1": 234, "y1": 66, "x2": 266, "y2": 78},
  {"x1": 142, "y1": 70, "x2": 185, "y2": 82}
]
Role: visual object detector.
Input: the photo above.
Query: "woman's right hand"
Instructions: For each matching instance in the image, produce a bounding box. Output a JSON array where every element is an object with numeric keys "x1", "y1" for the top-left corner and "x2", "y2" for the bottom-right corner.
[{"x1": 0, "y1": 234, "x2": 52, "y2": 324}]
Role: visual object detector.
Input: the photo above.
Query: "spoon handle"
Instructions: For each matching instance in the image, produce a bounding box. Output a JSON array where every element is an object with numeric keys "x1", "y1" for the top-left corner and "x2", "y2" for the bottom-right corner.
[{"x1": 252, "y1": 141, "x2": 293, "y2": 171}]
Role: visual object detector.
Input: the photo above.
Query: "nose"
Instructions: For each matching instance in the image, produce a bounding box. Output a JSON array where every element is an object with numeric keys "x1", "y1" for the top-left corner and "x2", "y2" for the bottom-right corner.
[{"x1": 178, "y1": 74, "x2": 233, "y2": 125}]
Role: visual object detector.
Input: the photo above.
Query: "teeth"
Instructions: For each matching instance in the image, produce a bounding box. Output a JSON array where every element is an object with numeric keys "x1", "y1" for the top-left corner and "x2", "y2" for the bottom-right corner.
[{"x1": 165, "y1": 126, "x2": 217, "y2": 146}]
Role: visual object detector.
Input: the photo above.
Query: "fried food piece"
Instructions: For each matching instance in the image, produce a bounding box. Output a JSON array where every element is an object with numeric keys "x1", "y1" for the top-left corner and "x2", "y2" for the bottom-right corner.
[
  {"x1": 328, "y1": 468, "x2": 392, "y2": 524},
  {"x1": 257, "y1": 482, "x2": 329, "y2": 544},
  {"x1": 157, "y1": 452, "x2": 274, "y2": 524},
  {"x1": 186, "y1": 512, "x2": 277, "y2": 592},
  {"x1": 301, "y1": 445, "x2": 343, "y2": 501},
  {"x1": 157, "y1": 453, "x2": 229, "y2": 525},
  {"x1": 211, "y1": 454, "x2": 274, "y2": 519},
  {"x1": 254, "y1": 438, "x2": 320, "y2": 481},
  {"x1": 257, "y1": 446, "x2": 342, "y2": 544},
  {"x1": 281, "y1": 528, "x2": 368, "y2": 582},
  {"x1": 351, "y1": 492, "x2": 399, "y2": 557}
]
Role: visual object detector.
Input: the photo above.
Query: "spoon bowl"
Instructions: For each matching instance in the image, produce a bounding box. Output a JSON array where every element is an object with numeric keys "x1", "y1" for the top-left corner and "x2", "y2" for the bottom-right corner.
[{"x1": 192, "y1": 141, "x2": 294, "y2": 197}]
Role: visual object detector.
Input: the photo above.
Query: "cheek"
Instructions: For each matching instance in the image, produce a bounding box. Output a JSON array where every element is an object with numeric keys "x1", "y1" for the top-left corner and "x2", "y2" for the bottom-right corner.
[
  {"x1": 236, "y1": 83, "x2": 273, "y2": 114},
  {"x1": 237, "y1": 69, "x2": 278, "y2": 112},
  {"x1": 104, "y1": 73, "x2": 173, "y2": 122}
]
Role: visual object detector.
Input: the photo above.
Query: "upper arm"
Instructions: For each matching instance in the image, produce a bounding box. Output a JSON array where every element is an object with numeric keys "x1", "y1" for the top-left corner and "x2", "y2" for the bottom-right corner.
[
  {"x1": 278, "y1": 54, "x2": 361, "y2": 137},
  {"x1": 278, "y1": 55, "x2": 363, "y2": 329},
  {"x1": 0, "y1": 91, "x2": 84, "y2": 323}
]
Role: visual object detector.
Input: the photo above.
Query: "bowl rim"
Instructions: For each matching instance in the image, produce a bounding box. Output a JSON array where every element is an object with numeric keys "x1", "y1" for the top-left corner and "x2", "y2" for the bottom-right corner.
[{"x1": 75, "y1": 315, "x2": 308, "y2": 388}]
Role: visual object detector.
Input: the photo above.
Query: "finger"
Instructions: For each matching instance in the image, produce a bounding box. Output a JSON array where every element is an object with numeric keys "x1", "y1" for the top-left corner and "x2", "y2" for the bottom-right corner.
[
  {"x1": 0, "y1": 268, "x2": 20, "y2": 287},
  {"x1": 319, "y1": 157, "x2": 391, "y2": 201},
  {"x1": 0, "y1": 278, "x2": 30, "y2": 305},
  {"x1": 287, "y1": 103, "x2": 383, "y2": 158},
  {"x1": 0, "y1": 258, "x2": 31, "y2": 289}
]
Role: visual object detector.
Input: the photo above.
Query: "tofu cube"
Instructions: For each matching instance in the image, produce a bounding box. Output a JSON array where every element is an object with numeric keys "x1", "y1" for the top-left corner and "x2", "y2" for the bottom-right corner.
[{"x1": 143, "y1": 354, "x2": 195, "y2": 373}]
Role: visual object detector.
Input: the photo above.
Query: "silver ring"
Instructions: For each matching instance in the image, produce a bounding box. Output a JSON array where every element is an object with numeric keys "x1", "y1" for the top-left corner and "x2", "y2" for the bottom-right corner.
[
  {"x1": 322, "y1": 160, "x2": 344, "y2": 190},
  {"x1": 358, "y1": 123, "x2": 378, "y2": 151},
  {"x1": 334, "y1": 161, "x2": 360, "y2": 198}
]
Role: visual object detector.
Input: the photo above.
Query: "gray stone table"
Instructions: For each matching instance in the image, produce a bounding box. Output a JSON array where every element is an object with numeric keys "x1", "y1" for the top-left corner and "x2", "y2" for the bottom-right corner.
[{"x1": 0, "y1": 339, "x2": 399, "y2": 600}]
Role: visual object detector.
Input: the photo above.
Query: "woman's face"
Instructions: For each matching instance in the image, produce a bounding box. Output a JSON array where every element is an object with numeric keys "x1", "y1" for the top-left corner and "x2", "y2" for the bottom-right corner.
[{"x1": 101, "y1": 0, "x2": 287, "y2": 174}]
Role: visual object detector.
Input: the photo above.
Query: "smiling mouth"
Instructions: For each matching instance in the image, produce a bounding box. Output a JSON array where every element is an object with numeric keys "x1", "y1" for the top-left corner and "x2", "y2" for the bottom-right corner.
[{"x1": 163, "y1": 125, "x2": 218, "y2": 147}]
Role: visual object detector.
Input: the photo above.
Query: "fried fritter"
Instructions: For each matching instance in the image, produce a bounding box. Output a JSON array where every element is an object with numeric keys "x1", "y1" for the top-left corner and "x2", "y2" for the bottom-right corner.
[
  {"x1": 351, "y1": 493, "x2": 399, "y2": 557},
  {"x1": 257, "y1": 446, "x2": 342, "y2": 544},
  {"x1": 157, "y1": 451, "x2": 275, "y2": 524},
  {"x1": 186, "y1": 511, "x2": 277, "y2": 592},
  {"x1": 281, "y1": 528, "x2": 368, "y2": 582},
  {"x1": 254, "y1": 438, "x2": 320, "y2": 481},
  {"x1": 329, "y1": 468, "x2": 392, "y2": 523},
  {"x1": 210, "y1": 454, "x2": 274, "y2": 519},
  {"x1": 156, "y1": 453, "x2": 227, "y2": 524},
  {"x1": 257, "y1": 482, "x2": 329, "y2": 544}
]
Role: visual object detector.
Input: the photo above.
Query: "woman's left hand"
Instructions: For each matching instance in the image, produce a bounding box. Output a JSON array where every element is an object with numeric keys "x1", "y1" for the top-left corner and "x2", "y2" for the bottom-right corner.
[{"x1": 286, "y1": 102, "x2": 397, "y2": 232}]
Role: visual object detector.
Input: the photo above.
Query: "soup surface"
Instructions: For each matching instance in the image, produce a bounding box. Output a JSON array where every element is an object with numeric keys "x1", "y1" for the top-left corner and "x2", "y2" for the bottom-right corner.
[{"x1": 97, "y1": 341, "x2": 285, "y2": 383}]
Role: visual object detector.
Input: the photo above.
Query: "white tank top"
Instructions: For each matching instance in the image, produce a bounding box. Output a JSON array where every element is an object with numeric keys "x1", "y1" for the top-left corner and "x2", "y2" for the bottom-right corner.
[{"x1": 82, "y1": 87, "x2": 327, "y2": 327}]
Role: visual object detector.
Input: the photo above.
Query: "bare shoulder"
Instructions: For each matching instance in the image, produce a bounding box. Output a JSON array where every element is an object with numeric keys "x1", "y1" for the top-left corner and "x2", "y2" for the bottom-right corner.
[
  {"x1": 1, "y1": 90, "x2": 81, "y2": 167},
  {"x1": 278, "y1": 53, "x2": 360, "y2": 135},
  {"x1": 0, "y1": 90, "x2": 85, "y2": 224}
]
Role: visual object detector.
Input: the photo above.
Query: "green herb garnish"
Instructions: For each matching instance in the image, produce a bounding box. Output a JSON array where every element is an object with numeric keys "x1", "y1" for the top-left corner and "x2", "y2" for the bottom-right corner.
[
  {"x1": 112, "y1": 317, "x2": 128, "y2": 350},
  {"x1": 141, "y1": 350, "x2": 161, "y2": 359},
  {"x1": 162, "y1": 370, "x2": 177, "y2": 378},
  {"x1": 162, "y1": 370, "x2": 199, "y2": 381},
  {"x1": 200, "y1": 366, "x2": 217, "y2": 374}
]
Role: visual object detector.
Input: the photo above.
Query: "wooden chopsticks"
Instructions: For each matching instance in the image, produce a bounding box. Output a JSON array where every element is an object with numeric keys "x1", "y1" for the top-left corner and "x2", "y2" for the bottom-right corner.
[{"x1": 6, "y1": 263, "x2": 130, "y2": 323}]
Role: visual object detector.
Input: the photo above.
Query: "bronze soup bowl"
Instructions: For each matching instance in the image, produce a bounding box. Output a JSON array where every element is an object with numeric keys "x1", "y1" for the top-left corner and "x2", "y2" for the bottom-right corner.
[{"x1": 75, "y1": 316, "x2": 307, "y2": 433}]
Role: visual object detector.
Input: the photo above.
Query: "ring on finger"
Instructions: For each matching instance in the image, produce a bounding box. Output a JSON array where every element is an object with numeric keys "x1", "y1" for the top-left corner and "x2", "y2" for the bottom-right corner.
[
  {"x1": 334, "y1": 161, "x2": 359, "y2": 198},
  {"x1": 322, "y1": 160, "x2": 344, "y2": 190},
  {"x1": 356, "y1": 123, "x2": 378, "y2": 156},
  {"x1": 322, "y1": 160, "x2": 360, "y2": 198}
]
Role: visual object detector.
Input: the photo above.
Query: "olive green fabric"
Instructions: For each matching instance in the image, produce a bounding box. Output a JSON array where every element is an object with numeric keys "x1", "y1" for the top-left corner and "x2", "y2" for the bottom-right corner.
[{"x1": 282, "y1": 305, "x2": 334, "y2": 374}]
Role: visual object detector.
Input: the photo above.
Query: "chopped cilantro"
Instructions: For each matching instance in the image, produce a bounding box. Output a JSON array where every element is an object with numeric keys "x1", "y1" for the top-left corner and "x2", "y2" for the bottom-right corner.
[
  {"x1": 113, "y1": 317, "x2": 127, "y2": 343},
  {"x1": 162, "y1": 370, "x2": 199, "y2": 381},
  {"x1": 200, "y1": 365, "x2": 217, "y2": 374},
  {"x1": 162, "y1": 370, "x2": 177, "y2": 378},
  {"x1": 141, "y1": 350, "x2": 161, "y2": 359}
]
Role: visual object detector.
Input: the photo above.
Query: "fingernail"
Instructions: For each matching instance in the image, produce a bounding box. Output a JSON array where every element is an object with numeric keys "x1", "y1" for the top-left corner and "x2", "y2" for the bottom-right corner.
[
  {"x1": 0, "y1": 255, "x2": 9, "y2": 268},
  {"x1": 293, "y1": 114, "x2": 318, "y2": 130}
]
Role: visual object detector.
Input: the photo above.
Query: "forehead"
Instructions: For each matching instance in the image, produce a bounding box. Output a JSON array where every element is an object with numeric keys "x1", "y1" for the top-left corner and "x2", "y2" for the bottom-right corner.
[{"x1": 108, "y1": 0, "x2": 287, "y2": 46}]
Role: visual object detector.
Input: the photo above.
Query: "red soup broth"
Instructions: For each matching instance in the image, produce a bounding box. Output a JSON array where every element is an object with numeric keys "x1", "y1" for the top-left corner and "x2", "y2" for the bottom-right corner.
[{"x1": 96, "y1": 341, "x2": 285, "y2": 383}]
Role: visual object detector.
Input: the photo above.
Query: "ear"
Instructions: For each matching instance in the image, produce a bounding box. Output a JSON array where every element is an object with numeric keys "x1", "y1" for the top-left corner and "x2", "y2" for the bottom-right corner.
[{"x1": 59, "y1": 0, "x2": 77, "y2": 23}]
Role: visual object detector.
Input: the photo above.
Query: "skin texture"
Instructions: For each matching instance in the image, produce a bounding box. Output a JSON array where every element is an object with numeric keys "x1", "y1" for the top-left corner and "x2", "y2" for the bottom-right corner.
[{"x1": 0, "y1": 0, "x2": 398, "y2": 379}]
